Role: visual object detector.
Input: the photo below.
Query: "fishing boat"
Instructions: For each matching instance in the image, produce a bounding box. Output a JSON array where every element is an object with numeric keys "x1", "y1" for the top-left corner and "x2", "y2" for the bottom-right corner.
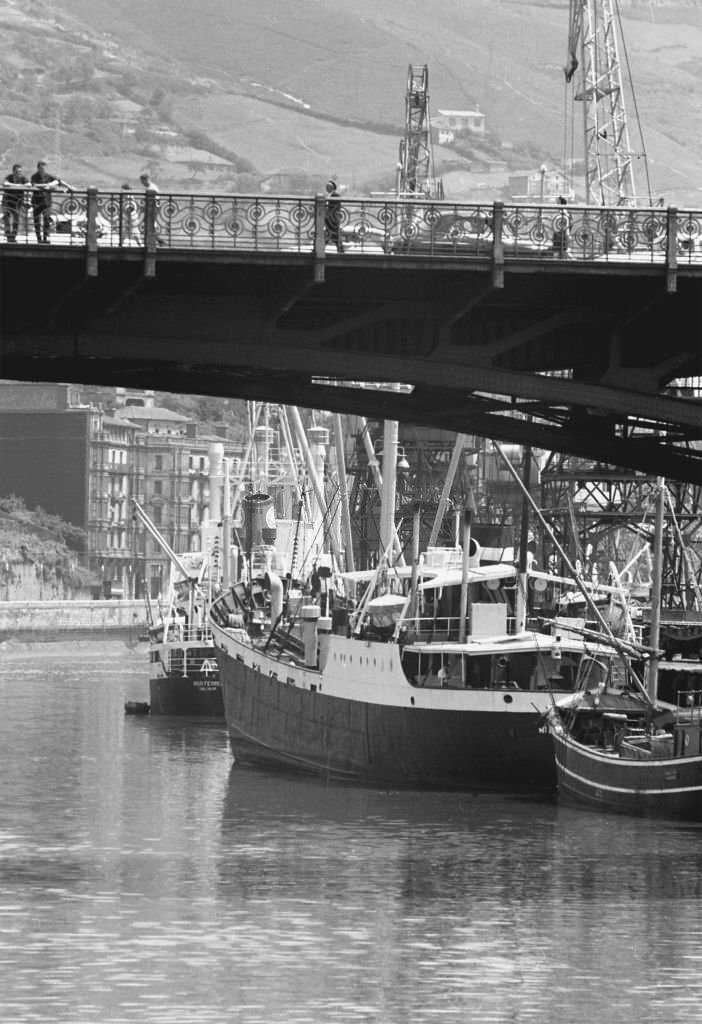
[
  {"x1": 545, "y1": 687, "x2": 702, "y2": 820},
  {"x1": 546, "y1": 476, "x2": 702, "y2": 820}
]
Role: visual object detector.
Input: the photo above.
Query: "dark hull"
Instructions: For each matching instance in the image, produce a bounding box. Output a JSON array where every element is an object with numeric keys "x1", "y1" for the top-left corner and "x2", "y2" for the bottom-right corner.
[
  {"x1": 551, "y1": 731, "x2": 702, "y2": 820},
  {"x1": 149, "y1": 674, "x2": 223, "y2": 716},
  {"x1": 219, "y1": 654, "x2": 556, "y2": 792}
]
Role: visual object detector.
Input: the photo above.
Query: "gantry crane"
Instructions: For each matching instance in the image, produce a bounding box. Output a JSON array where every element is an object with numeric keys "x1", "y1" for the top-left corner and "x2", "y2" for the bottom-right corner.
[{"x1": 565, "y1": 0, "x2": 648, "y2": 205}]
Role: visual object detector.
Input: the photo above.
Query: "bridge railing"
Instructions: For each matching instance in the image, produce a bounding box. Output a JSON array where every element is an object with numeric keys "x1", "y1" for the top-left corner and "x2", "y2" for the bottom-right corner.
[{"x1": 5, "y1": 189, "x2": 701, "y2": 266}]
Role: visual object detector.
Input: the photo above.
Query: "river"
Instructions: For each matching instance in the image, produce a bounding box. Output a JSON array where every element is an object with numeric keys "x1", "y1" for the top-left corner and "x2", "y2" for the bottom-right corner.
[{"x1": 1, "y1": 638, "x2": 702, "y2": 1023}]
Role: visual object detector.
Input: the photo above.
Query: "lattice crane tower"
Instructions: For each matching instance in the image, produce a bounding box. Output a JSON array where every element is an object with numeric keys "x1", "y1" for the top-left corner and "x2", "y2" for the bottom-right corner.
[
  {"x1": 398, "y1": 65, "x2": 441, "y2": 198},
  {"x1": 565, "y1": 0, "x2": 644, "y2": 205}
]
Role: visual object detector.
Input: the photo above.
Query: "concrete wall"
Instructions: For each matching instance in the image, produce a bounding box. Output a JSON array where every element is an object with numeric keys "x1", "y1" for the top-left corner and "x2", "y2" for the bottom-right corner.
[
  {"x1": 0, "y1": 599, "x2": 147, "y2": 636},
  {"x1": 0, "y1": 562, "x2": 93, "y2": 602}
]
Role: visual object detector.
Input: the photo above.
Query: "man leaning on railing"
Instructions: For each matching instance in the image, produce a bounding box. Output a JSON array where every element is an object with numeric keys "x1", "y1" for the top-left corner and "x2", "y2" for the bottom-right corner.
[
  {"x1": 30, "y1": 161, "x2": 74, "y2": 244},
  {"x1": 2, "y1": 163, "x2": 28, "y2": 242}
]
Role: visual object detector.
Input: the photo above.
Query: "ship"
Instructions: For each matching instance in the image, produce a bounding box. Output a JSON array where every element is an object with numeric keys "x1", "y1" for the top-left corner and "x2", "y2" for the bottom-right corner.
[
  {"x1": 209, "y1": 500, "x2": 631, "y2": 792},
  {"x1": 146, "y1": 546, "x2": 224, "y2": 716},
  {"x1": 136, "y1": 503, "x2": 225, "y2": 717}
]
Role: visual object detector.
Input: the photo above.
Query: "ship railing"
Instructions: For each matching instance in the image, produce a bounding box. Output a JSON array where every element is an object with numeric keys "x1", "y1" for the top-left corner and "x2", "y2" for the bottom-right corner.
[
  {"x1": 411, "y1": 613, "x2": 518, "y2": 640},
  {"x1": 163, "y1": 648, "x2": 219, "y2": 677},
  {"x1": 163, "y1": 625, "x2": 214, "y2": 645},
  {"x1": 677, "y1": 688, "x2": 702, "y2": 721},
  {"x1": 13, "y1": 189, "x2": 701, "y2": 269}
]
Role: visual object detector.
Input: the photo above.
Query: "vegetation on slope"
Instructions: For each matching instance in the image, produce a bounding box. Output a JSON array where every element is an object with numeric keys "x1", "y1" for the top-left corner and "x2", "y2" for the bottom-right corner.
[{"x1": 0, "y1": 495, "x2": 98, "y2": 588}]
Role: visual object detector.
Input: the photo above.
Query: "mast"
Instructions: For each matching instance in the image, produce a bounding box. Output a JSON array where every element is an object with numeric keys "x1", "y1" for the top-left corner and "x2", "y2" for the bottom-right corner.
[
  {"x1": 647, "y1": 477, "x2": 665, "y2": 701},
  {"x1": 516, "y1": 446, "x2": 533, "y2": 633},
  {"x1": 428, "y1": 434, "x2": 470, "y2": 548},
  {"x1": 379, "y1": 417, "x2": 400, "y2": 561},
  {"x1": 333, "y1": 414, "x2": 355, "y2": 572}
]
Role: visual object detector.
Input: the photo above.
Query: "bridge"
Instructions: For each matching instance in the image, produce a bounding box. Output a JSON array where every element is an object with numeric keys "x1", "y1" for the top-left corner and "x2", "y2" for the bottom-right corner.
[{"x1": 1, "y1": 188, "x2": 701, "y2": 482}]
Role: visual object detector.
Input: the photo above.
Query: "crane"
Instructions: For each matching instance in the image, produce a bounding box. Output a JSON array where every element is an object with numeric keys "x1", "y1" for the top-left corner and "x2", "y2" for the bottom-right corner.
[
  {"x1": 565, "y1": 0, "x2": 649, "y2": 205},
  {"x1": 397, "y1": 65, "x2": 443, "y2": 198}
]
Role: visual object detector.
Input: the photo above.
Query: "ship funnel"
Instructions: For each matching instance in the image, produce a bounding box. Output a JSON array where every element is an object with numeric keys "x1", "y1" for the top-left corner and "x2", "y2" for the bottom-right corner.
[{"x1": 243, "y1": 492, "x2": 277, "y2": 553}]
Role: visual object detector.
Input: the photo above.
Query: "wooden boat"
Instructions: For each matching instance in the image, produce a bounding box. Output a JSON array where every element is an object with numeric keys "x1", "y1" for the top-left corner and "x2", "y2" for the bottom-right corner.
[
  {"x1": 546, "y1": 477, "x2": 702, "y2": 820},
  {"x1": 546, "y1": 687, "x2": 702, "y2": 820}
]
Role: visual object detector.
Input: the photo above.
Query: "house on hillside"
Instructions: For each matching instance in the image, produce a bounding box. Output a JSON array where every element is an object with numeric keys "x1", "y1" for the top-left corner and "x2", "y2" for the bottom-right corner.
[
  {"x1": 111, "y1": 97, "x2": 142, "y2": 136},
  {"x1": 433, "y1": 109, "x2": 486, "y2": 146},
  {"x1": 509, "y1": 168, "x2": 571, "y2": 202}
]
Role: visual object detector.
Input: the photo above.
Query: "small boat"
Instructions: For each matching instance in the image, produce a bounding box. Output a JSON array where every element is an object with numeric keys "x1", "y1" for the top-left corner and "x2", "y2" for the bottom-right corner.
[
  {"x1": 546, "y1": 686, "x2": 702, "y2": 820},
  {"x1": 546, "y1": 477, "x2": 702, "y2": 820},
  {"x1": 124, "y1": 700, "x2": 151, "y2": 715},
  {"x1": 132, "y1": 483, "x2": 225, "y2": 718}
]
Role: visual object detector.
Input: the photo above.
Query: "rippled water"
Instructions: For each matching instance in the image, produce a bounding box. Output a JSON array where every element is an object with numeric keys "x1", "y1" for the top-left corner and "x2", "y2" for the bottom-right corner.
[{"x1": 1, "y1": 638, "x2": 702, "y2": 1023}]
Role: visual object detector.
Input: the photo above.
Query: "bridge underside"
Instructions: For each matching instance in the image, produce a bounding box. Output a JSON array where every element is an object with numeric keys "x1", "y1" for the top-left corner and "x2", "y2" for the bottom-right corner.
[{"x1": 2, "y1": 248, "x2": 701, "y2": 482}]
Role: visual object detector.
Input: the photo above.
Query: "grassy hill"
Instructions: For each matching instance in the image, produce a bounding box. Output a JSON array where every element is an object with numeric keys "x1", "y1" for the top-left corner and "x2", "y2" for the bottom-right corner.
[{"x1": 0, "y1": 0, "x2": 700, "y2": 203}]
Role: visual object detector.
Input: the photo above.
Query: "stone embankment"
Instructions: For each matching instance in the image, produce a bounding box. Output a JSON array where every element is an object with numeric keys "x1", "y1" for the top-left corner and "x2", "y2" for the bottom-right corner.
[{"x1": 0, "y1": 600, "x2": 147, "y2": 639}]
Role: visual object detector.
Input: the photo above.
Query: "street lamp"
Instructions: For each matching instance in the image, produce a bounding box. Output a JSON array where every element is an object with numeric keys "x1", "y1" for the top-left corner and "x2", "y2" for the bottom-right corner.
[{"x1": 539, "y1": 164, "x2": 547, "y2": 205}]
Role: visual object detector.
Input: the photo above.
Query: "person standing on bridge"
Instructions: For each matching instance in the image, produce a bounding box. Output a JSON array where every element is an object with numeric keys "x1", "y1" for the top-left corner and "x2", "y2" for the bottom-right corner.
[
  {"x1": 324, "y1": 178, "x2": 345, "y2": 253},
  {"x1": 120, "y1": 183, "x2": 141, "y2": 246},
  {"x1": 552, "y1": 195, "x2": 572, "y2": 258},
  {"x1": 139, "y1": 172, "x2": 165, "y2": 245},
  {"x1": 30, "y1": 161, "x2": 69, "y2": 243},
  {"x1": 2, "y1": 163, "x2": 28, "y2": 243}
]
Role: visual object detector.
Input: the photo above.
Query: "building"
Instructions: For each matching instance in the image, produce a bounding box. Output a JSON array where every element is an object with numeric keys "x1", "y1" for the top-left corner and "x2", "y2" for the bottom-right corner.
[
  {"x1": 0, "y1": 383, "x2": 243, "y2": 600},
  {"x1": 508, "y1": 168, "x2": 572, "y2": 202},
  {"x1": 433, "y1": 109, "x2": 486, "y2": 145}
]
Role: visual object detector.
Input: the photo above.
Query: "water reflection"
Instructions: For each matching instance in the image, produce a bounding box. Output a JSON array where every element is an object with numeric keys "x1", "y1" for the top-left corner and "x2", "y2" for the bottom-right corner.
[
  {"x1": 2, "y1": 641, "x2": 702, "y2": 1023},
  {"x1": 217, "y1": 765, "x2": 702, "y2": 1023}
]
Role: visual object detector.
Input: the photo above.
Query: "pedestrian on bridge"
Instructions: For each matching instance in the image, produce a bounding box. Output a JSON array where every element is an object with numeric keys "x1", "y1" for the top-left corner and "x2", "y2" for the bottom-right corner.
[
  {"x1": 2, "y1": 163, "x2": 28, "y2": 243},
  {"x1": 120, "y1": 183, "x2": 141, "y2": 246},
  {"x1": 552, "y1": 195, "x2": 572, "y2": 258},
  {"x1": 30, "y1": 161, "x2": 69, "y2": 243},
  {"x1": 139, "y1": 172, "x2": 164, "y2": 245},
  {"x1": 324, "y1": 178, "x2": 345, "y2": 253}
]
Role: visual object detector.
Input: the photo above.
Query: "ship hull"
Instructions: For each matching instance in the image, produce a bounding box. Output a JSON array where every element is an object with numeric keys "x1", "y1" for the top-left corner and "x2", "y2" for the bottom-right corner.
[
  {"x1": 218, "y1": 651, "x2": 556, "y2": 792},
  {"x1": 149, "y1": 673, "x2": 224, "y2": 716},
  {"x1": 550, "y1": 730, "x2": 702, "y2": 820},
  {"x1": 148, "y1": 631, "x2": 223, "y2": 716}
]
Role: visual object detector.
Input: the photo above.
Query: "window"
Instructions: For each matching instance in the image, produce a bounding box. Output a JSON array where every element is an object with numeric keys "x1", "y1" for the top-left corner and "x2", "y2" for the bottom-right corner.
[
  {"x1": 154, "y1": 455, "x2": 163, "y2": 471},
  {"x1": 154, "y1": 480, "x2": 162, "y2": 495}
]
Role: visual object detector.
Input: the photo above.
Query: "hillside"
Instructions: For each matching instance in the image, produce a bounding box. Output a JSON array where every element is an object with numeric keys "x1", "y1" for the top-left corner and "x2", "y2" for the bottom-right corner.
[
  {"x1": 0, "y1": 495, "x2": 97, "y2": 594},
  {"x1": 0, "y1": 0, "x2": 700, "y2": 203}
]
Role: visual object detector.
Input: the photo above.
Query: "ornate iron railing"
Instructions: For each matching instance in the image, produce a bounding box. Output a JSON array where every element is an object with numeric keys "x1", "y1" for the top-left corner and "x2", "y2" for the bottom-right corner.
[{"x1": 3, "y1": 188, "x2": 701, "y2": 267}]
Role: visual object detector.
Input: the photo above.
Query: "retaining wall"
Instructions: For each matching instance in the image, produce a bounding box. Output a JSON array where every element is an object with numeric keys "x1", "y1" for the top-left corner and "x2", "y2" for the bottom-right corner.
[{"x1": 0, "y1": 600, "x2": 147, "y2": 637}]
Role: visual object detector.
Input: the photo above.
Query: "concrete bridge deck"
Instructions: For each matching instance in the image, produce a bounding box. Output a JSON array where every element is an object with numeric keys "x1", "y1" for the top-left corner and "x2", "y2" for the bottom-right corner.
[{"x1": 2, "y1": 191, "x2": 701, "y2": 482}]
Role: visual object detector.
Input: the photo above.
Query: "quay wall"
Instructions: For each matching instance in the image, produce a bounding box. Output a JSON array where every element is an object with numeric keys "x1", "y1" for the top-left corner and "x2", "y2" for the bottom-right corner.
[{"x1": 0, "y1": 600, "x2": 147, "y2": 638}]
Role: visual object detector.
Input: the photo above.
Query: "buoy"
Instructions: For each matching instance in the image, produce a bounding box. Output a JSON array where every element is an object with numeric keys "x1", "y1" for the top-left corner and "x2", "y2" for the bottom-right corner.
[{"x1": 124, "y1": 701, "x2": 150, "y2": 715}]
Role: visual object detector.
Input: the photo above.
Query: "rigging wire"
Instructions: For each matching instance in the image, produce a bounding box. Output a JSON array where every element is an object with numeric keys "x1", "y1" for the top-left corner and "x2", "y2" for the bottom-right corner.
[
  {"x1": 561, "y1": 78, "x2": 570, "y2": 197},
  {"x1": 613, "y1": 0, "x2": 652, "y2": 204}
]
